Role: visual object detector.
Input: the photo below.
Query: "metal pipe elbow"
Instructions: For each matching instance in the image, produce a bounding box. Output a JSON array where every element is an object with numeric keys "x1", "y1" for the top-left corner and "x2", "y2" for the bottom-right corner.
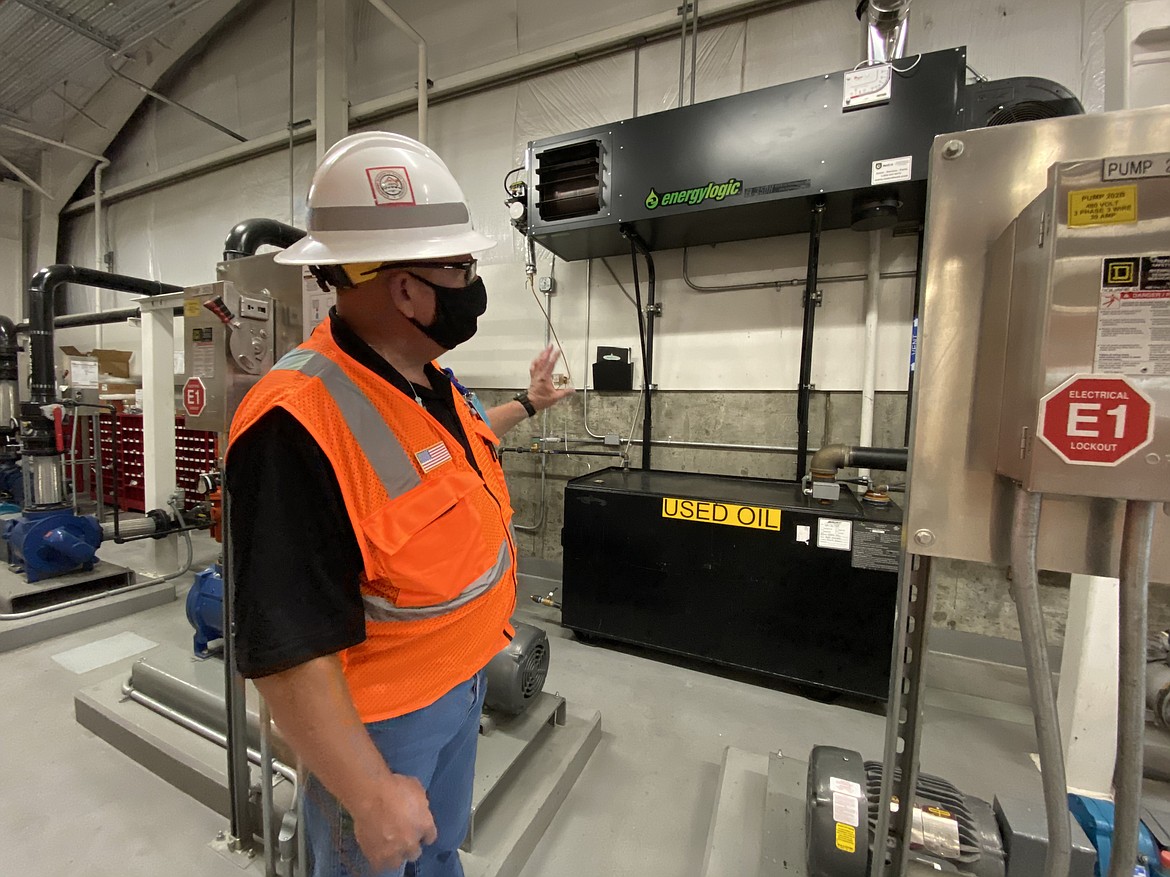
[{"x1": 223, "y1": 219, "x2": 306, "y2": 260}]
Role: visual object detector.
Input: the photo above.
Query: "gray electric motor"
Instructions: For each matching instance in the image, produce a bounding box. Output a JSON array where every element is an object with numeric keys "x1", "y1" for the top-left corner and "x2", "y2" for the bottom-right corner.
[{"x1": 484, "y1": 620, "x2": 550, "y2": 716}]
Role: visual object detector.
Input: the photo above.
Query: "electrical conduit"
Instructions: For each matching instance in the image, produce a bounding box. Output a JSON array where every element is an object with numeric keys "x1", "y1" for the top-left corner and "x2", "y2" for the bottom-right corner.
[
  {"x1": 1009, "y1": 486, "x2": 1071, "y2": 877},
  {"x1": 859, "y1": 230, "x2": 881, "y2": 482}
]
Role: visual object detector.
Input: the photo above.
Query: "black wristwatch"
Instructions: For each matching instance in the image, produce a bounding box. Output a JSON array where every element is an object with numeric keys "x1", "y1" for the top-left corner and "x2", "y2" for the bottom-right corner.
[{"x1": 513, "y1": 390, "x2": 537, "y2": 418}]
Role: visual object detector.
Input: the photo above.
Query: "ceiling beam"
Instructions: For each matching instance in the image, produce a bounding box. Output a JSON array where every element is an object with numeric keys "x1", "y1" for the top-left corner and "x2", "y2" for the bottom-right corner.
[{"x1": 9, "y1": 0, "x2": 121, "y2": 51}]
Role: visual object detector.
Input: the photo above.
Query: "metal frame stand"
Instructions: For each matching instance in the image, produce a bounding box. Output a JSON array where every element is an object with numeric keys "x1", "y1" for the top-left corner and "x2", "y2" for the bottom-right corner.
[{"x1": 868, "y1": 553, "x2": 935, "y2": 877}]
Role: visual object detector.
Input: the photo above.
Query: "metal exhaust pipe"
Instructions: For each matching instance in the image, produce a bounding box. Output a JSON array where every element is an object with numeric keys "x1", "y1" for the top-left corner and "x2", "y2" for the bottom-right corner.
[{"x1": 860, "y1": 0, "x2": 912, "y2": 64}]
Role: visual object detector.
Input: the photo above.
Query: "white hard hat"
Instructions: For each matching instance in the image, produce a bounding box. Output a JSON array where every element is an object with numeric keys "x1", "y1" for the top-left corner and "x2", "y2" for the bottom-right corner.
[{"x1": 275, "y1": 131, "x2": 497, "y2": 266}]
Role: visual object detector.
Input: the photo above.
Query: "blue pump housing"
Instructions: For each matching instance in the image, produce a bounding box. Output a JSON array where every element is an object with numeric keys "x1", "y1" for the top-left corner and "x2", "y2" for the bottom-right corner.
[
  {"x1": 3, "y1": 509, "x2": 103, "y2": 583},
  {"x1": 1070, "y1": 794, "x2": 1170, "y2": 877},
  {"x1": 186, "y1": 564, "x2": 224, "y2": 656}
]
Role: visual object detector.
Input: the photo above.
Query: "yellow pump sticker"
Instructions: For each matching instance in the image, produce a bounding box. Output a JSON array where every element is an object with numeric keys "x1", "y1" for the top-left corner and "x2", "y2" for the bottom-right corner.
[
  {"x1": 835, "y1": 823, "x2": 857, "y2": 853},
  {"x1": 661, "y1": 497, "x2": 781, "y2": 532},
  {"x1": 1068, "y1": 185, "x2": 1137, "y2": 227},
  {"x1": 184, "y1": 299, "x2": 204, "y2": 318}
]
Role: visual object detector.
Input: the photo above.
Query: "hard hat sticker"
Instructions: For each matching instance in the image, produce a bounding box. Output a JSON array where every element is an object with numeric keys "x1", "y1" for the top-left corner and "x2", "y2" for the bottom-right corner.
[{"x1": 365, "y1": 166, "x2": 416, "y2": 206}]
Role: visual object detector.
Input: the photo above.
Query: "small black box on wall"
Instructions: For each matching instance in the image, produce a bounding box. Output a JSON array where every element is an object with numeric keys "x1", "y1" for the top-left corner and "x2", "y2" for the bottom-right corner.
[{"x1": 592, "y1": 346, "x2": 633, "y2": 392}]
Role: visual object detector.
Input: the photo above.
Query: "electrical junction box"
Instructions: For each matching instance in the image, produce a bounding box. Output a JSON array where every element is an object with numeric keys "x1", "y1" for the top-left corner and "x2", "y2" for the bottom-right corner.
[
  {"x1": 182, "y1": 253, "x2": 303, "y2": 436},
  {"x1": 990, "y1": 155, "x2": 1170, "y2": 501},
  {"x1": 560, "y1": 468, "x2": 902, "y2": 700}
]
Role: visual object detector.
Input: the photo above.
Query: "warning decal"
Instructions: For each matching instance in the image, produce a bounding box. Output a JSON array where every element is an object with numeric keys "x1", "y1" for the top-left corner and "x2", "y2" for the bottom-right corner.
[
  {"x1": 1096, "y1": 256, "x2": 1170, "y2": 377},
  {"x1": 835, "y1": 823, "x2": 857, "y2": 854},
  {"x1": 1068, "y1": 185, "x2": 1137, "y2": 227}
]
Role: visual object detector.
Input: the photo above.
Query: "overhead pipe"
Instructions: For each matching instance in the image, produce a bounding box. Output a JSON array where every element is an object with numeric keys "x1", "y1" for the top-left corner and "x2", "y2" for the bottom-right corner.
[
  {"x1": 0, "y1": 124, "x2": 113, "y2": 338},
  {"x1": 860, "y1": 0, "x2": 912, "y2": 64},
  {"x1": 682, "y1": 247, "x2": 917, "y2": 293},
  {"x1": 365, "y1": 0, "x2": 429, "y2": 143},
  {"x1": 26, "y1": 266, "x2": 182, "y2": 407},
  {"x1": 795, "y1": 198, "x2": 826, "y2": 482},
  {"x1": 223, "y1": 219, "x2": 307, "y2": 260}
]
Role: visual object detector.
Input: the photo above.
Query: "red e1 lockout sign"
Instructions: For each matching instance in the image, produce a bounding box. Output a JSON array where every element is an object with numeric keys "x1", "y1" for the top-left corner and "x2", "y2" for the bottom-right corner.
[
  {"x1": 183, "y1": 377, "x2": 207, "y2": 418},
  {"x1": 1037, "y1": 374, "x2": 1154, "y2": 466}
]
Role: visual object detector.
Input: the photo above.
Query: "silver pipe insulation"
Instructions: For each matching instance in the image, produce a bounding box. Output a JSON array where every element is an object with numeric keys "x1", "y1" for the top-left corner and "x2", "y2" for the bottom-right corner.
[
  {"x1": 120, "y1": 682, "x2": 298, "y2": 786},
  {"x1": 1009, "y1": 486, "x2": 1071, "y2": 877},
  {"x1": 1109, "y1": 500, "x2": 1158, "y2": 877},
  {"x1": 260, "y1": 698, "x2": 278, "y2": 877}
]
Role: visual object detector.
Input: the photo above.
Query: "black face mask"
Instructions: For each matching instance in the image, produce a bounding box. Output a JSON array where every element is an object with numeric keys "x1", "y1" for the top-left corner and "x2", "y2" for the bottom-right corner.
[{"x1": 407, "y1": 274, "x2": 487, "y2": 350}]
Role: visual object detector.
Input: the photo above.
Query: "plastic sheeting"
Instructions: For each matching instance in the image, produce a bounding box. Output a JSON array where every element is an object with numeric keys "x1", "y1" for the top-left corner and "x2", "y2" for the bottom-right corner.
[{"x1": 59, "y1": 0, "x2": 1109, "y2": 391}]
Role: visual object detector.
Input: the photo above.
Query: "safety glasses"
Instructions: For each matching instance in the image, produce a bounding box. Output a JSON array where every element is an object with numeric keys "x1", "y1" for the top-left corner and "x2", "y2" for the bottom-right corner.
[{"x1": 365, "y1": 259, "x2": 478, "y2": 286}]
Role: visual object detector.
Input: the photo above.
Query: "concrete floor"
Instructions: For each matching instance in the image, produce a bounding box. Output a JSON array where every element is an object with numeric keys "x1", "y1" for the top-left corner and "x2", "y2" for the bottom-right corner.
[{"x1": 2, "y1": 532, "x2": 1166, "y2": 877}]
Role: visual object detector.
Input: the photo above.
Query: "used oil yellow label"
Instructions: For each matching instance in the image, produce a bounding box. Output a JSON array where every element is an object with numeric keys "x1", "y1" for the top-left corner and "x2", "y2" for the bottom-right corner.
[
  {"x1": 1068, "y1": 185, "x2": 1137, "y2": 227},
  {"x1": 661, "y1": 497, "x2": 781, "y2": 531},
  {"x1": 184, "y1": 299, "x2": 204, "y2": 318},
  {"x1": 835, "y1": 823, "x2": 857, "y2": 854}
]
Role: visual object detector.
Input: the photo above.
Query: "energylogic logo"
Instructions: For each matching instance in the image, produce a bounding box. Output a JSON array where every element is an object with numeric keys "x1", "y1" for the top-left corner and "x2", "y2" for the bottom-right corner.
[{"x1": 644, "y1": 178, "x2": 743, "y2": 210}]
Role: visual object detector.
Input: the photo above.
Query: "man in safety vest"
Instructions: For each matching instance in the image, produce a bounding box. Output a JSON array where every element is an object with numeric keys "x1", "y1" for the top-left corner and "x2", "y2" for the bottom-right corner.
[{"x1": 226, "y1": 131, "x2": 571, "y2": 876}]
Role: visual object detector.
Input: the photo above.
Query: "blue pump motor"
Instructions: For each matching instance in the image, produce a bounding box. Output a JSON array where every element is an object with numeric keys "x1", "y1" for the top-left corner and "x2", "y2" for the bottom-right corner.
[
  {"x1": 1069, "y1": 794, "x2": 1170, "y2": 877},
  {"x1": 186, "y1": 563, "x2": 224, "y2": 656},
  {"x1": 3, "y1": 509, "x2": 103, "y2": 583}
]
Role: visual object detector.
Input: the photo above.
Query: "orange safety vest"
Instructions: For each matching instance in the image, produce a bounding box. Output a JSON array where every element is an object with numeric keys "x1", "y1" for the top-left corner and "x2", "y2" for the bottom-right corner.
[{"x1": 228, "y1": 320, "x2": 517, "y2": 723}]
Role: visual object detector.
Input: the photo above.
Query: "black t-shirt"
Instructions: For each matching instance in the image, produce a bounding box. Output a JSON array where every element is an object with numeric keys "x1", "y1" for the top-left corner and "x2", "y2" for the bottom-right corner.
[{"x1": 227, "y1": 310, "x2": 477, "y2": 678}]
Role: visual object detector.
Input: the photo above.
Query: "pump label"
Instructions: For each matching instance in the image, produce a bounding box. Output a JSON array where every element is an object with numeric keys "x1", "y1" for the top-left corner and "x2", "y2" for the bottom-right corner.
[
  {"x1": 1096, "y1": 256, "x2": 1170, "y2": 377},
  {"x1": 835, "y1": 823, "x2": 857, "y2": 853},
  {"x1": 660, "y1": 497, "x2": 780, "y2": 532},
  {"x1": 1102, "y1": 153, "x2": 1170, "y2": 182},
  {"x1": 1069, "y1": 185, "x2": 1137, "y2": 227}
]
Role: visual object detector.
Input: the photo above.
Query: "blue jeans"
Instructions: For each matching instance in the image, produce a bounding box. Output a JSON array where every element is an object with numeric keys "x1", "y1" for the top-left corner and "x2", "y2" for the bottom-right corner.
[{"x1": 303, "y1": 671, "x2": 486, "y2": 877}]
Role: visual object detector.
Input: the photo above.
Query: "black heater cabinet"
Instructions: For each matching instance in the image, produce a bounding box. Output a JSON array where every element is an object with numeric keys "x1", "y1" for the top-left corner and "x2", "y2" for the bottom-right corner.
[{"x1": 560, "y1": 468, "x2": 902, "y2": 700}]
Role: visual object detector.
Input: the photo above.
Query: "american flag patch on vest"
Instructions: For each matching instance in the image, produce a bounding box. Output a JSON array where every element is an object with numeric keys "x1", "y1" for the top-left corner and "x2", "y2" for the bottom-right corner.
[{"x1": 415, "y1": 441, "x2": 452, "y2": 473}]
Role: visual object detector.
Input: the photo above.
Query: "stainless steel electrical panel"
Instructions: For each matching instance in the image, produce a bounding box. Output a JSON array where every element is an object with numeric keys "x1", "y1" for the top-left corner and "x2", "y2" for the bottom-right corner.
[
  {"x1": 906, "y1": 105, "x2": 1170, "y2": 580},
  {"x1": 182, "y1": 254, "x2": 302, "y2": 435},
  {"x1": 990, "y1": 158, "x2": 1170, "y2": 502}
]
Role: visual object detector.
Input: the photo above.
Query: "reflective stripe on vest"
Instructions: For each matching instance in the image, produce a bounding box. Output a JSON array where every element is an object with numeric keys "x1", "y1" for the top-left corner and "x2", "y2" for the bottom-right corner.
[
  {"x1": 272, "y1": 346, "x2": 512, "y2": 622},
  {"x1": 272, "y1": 348, "x2": 420, "y2": 499},
  {"x1": 362, "y1": 538, "x2": 511, "y2": 622}
]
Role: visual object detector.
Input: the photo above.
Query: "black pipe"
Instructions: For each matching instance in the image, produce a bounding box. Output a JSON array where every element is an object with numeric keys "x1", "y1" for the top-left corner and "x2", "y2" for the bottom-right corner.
[
  {"x1": 796, "y1": 198, "x2": 827, "y2": 482},
  {"x1": 904, "y1": 224, "x2": 925, "y2": 445},
  {"x1": 223, "y1": 218, "x2": 306, "y2": 261},
  {"x1": 0, "y1": 315, "x2": 17, "y2": 383},
  {"x1": 809, "y1": 444, "x2": 909, "y2": 480},
  {"x1": 26, "y1": 266, "x2": 182, "y2": 408},
  {"x1": 622, "y1": 227, "x2": 656, "y2": 470},
  {"x1": 14, "y1": 306, "x2": 185, "y2": 334}
]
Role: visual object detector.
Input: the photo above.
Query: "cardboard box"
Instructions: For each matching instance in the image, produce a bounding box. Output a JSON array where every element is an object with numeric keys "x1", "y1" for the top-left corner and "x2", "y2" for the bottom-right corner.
[{"x1": 60, "y1": 346, "x2": 134, "y2": 389}]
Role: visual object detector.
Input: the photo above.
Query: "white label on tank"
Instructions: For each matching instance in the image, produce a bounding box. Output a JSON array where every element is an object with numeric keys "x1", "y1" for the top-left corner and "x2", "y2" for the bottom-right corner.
[
  {"x1": 796, "y1": 524, "x2": 811, "y2": 545},
  {"x1": 833, "y1": 791, "x2": 860, "y2": 827},
  {"x1": 817, "y1": 519, "x2": 852, "y2": 551},
  {"x1": 872, "y1": 155, "x2": 913, "y2": 185},
  {"x1": 830, "y1": 777, "x2": 862, "y2": 798},
  {"x1": 1096, "y1": 256, "x2": 1170, "y2": 377}
]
